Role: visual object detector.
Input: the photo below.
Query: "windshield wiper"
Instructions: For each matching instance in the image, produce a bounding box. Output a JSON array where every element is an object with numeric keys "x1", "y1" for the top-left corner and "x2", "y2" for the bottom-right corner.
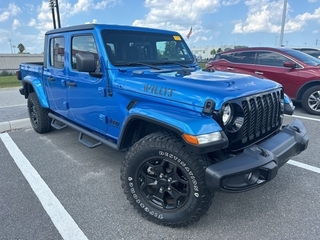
[
  {"x1": 114, "y1": 62, "x2": 162, "y2": 70},
  {"x1": 154, "y1": 61, "x2": 191, "y2": 68}
]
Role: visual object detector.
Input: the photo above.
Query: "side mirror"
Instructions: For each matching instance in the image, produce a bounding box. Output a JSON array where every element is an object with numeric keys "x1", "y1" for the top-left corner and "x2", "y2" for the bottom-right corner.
[
  {"x1": 75, "y1": 52, "x2": 96, "y2": 72},
  {"x1": 283, "y1": 61, "x2": 296, "y2": 69}
]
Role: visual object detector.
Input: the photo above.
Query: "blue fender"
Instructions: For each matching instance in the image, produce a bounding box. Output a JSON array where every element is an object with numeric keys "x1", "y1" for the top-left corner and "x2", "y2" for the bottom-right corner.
[
  {"x1": 284, "y1": 93, "x2": 292, "y2": 104},
  {"x1": 127, "y1": 105, "x2": 222, "y2": 135},
  {"x1": 23, "y1": 76, "x2": 49, "y2": 108},
  {"x1": 284, "y1": 93, "x2": 295, "y2": 115}
]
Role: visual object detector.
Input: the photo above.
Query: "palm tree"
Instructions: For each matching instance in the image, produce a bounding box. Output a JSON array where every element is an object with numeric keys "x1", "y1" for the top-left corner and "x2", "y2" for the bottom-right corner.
[
  {"x1": 210, "y1": 49, "x2": 216, "y2": 56},
  {"x1": 17, "y1": 43, "x2": 25, "y2": 54}
]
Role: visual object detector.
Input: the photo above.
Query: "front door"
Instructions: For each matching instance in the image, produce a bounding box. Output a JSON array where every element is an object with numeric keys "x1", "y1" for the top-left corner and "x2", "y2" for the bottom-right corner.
[
  {"x1": 255, "y1": 51, "x2": 299, "y2": 98},
  {"x1": 66, "y1": 33, "x2": 109, "y2": 133}
]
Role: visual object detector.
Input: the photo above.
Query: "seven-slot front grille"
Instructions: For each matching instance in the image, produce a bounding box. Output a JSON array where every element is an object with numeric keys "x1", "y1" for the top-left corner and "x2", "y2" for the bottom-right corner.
[{"x1": 241, "y1": 90, "x2": 281, "y2": 145}]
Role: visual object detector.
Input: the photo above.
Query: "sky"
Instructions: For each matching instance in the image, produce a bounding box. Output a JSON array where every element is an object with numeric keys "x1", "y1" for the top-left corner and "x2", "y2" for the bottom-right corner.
[{"x1": 0, "y1": 0, "x2": 320, "y2": 54}]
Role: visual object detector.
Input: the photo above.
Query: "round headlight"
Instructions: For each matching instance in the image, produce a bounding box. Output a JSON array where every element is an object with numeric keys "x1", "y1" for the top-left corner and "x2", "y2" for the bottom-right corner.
[{"x1": 222, "y1": 104, "x2": 232, "y2": 125}]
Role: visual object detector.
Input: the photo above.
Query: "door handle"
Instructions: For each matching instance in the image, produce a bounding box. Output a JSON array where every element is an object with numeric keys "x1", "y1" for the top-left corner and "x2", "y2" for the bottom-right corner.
[
  {"x1": 227, "y1": 67, "x2": 233, "y2": 70},
  {"x1": 255, "y1": 71, "x2": 263, "y2": 75},
  {"x1": 47, "y1": 77, "x2": 55, "y2": 82},
  {"x1": 66, "y1": 81, "x2": 77, "y2": 87}
]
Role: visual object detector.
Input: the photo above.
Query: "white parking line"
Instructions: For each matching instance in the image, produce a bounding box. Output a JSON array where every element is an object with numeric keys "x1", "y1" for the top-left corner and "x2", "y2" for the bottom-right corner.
[
  {"x1": 0, "y1": 133, "x2": 88, "y2": 240},
  {"x1": 287, "y1": 160, "x2": 320, "y2": 174},
  {"x1": 0, "y1": 104, "x2": 26, "y2": 109},
  {"x1": 287, "y1": 114, "x2": 320, "y2": 122}
]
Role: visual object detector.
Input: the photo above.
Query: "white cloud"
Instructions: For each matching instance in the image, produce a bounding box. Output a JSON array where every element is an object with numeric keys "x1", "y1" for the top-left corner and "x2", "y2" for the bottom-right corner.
[
  {"x1": 0, "y1": 11, "x2": 10, "y2": 22},
  {"x1": 222, "y1": 0, "x2": 240, "y2": 6},
  {"x1": 133, "y1": 0, "x2": 220, "y2": 39},
  {"x1": 28, "y1": 18, "x2": 37, "y2": 27},
  {"x1": 0, "y1": 3, "x2": 22, "y2": 22},
  {"x1": 8, "y1": 3, "x2": 22, "y2": 16},
  {"x1": 232, "y1": 0, "x2": 320, "y2": 34},
  {"x1": 85, "y1": 19, "x2": 98, "y2": 24},
  {"x1": 71, "y1": 0, "x2": 94, "y2": 15},
  {"x1": 308, "y1": 0, "x2": 317, "y2": 3},
  {"x1": 12, "y1": 19, "x2": 21, "y2": 30},
  {"x1": 94, "y1": 0, "x2": 121, "y2": 9},
  {"x1": 0, "y1": 29, "x2": 9, "y2": 44},
  {"x1": 312, "y1": 30, "x2": 319, "y2": 34},
  {"x1": 232, "y1": 1, "x2": 283, "y2": 33}
]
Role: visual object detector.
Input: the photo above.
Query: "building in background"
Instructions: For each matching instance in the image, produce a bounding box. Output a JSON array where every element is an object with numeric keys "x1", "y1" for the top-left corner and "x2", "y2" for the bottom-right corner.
[
  {"x1": 189, "y1": 45, "x2": 233, "y2": 62},
  {"x1": 0, "y1": 54, "x2": 43, "y2": 74}
]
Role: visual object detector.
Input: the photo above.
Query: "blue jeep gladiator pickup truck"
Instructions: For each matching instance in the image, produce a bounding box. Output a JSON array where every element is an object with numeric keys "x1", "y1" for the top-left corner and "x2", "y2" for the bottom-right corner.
[{"x1": 17, "y1": 24, "x2": 309, "y2": 227}]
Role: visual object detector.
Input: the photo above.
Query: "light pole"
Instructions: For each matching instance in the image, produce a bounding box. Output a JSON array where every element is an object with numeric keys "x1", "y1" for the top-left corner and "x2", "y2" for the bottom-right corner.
[
  {"x1": 279, "y1": 0, "x2": 287, "y2": 47},
  {"x1": 8, "y1": 39, "x2": 13, "y2": 53}
]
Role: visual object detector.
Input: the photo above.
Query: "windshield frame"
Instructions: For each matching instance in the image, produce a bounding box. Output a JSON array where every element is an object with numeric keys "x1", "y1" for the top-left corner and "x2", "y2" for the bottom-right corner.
[{"x1": 101, "y1": 29, "x2": 195, "y2": 67}]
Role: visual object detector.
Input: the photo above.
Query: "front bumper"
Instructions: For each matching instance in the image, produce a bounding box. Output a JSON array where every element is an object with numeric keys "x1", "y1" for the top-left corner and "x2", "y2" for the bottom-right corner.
[{"x1": 205, "y1": 119, "x2": 308, "y2": 192}]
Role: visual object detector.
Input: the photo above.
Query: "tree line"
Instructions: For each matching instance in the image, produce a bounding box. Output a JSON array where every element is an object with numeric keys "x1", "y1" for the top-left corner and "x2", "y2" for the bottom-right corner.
[{"x1": 210, "y1": 45, "x2": 248, "y2": 55}]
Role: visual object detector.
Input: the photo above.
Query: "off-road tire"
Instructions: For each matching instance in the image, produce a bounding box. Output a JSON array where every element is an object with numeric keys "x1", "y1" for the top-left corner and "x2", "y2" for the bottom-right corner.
[
  {"x1": 301, "y1": 86, "x2": 320, "y2": 115},
  {"x1": 121, "y1": 131, "x2": 213, "y2": 228},
  {"x1": 27, "y1": 92, "x2": 52, "y2": 133}
]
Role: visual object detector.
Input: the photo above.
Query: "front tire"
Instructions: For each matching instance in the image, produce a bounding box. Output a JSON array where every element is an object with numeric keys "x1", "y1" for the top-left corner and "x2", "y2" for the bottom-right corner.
[
  {"x1": 27, "y1": 92, "x2": 52, "y2": 133},
  {"x1": 301, "y1": 86, "x2": 320, "y2": 115},
  {"x1": 121, "y1": 131, "x2": 213, "y2": 227}
]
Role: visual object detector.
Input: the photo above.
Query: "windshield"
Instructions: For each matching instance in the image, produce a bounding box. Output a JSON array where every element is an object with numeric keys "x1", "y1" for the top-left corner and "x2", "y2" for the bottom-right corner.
[
  {"x1": 101, "y1": 29, "x2": 194, "y2": 67},
  {"x1": 284, "y1": 49, "x2": 320, "y2": 66}
]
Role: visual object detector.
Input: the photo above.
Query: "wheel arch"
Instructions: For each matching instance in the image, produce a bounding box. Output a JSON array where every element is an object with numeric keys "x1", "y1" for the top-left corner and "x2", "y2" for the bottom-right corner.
[
  {"x1": 296, "y1": 80, "x2": 320, "y2": 101},
  {"x1": 22, "y1": 77, "x2": 49, "y2": 108},
  {"x1": 118, "y1": 115, "x2": 183, "y2": 150}
]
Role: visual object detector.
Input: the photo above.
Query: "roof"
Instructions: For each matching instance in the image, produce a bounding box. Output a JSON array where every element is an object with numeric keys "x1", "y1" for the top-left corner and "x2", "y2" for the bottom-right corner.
[
  {"x1": 45, "y1": 24, "x2": 179, "y2": 36},
  {"x1": 219, "y1": 47, "x2": 294, "y2": 54}
]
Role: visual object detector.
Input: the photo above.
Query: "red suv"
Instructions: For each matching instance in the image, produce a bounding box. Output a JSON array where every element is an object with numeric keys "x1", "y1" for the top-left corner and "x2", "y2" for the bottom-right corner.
[{"x1": 206, "y1": 47, "x2": 320, "y2": 115}]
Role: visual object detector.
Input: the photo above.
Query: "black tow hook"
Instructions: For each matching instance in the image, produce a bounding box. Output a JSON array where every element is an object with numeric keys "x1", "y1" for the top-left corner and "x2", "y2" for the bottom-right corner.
[
  {"x1": 257, "y1": 147, "x2": 268, "y2": 157},
  {"x1": 289, "y1": 125, "x2": 301, "y2": 133}
]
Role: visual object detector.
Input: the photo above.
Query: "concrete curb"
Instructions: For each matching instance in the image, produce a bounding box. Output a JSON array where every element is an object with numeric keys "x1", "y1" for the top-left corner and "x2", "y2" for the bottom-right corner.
[{"x1": 0, "y1": 118, "x2": 31, "y2": 133}]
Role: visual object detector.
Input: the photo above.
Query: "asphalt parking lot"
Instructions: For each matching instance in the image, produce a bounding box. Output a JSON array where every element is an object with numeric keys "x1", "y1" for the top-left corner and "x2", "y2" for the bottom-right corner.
[{"x1": 1, "y1": 88, "x2": 320, "y2": 240}]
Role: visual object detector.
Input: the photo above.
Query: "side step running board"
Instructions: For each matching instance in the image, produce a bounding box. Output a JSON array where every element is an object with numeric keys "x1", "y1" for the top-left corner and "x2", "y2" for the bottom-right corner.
[
  {"x1": 78, "y1": 132, "x2": 102, "y2": 148},
  {"x1": 48, "y1": 113, "x2": 119, "y2": 150},
  {"x1": 51, "y1": 118, "x2": 67, "y2": 130}
]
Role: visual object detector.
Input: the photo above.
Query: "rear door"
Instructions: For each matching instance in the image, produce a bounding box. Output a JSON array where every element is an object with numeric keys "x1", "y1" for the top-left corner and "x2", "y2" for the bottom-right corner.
[
  {"x1": 255, "y1": 51, "x2": 299, "y2": 97},
  {"x1": 213, "y1": 51, "x2": 257, "y2": 76},
  {"x1": 43, "y1": 36, "x2": 69, "y2": 116}
]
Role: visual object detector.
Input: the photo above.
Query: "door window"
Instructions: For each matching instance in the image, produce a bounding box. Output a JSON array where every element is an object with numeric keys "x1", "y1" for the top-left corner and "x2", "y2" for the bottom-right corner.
[
  {"x1": 50, "y1": 37, "x2": 65, "y2": 68},
  {"x1": 257, "y1": 51, "x2": 291, "y2": 67},
  {"x1": 218, "y1": 53, "x2": 233, "y2": 62},
  {"x1": 232, "y1": 51, "x2": 256, "y2": 64},
  {"x1": 71, "y1": 35, "x2": 99, "y2": 71}
]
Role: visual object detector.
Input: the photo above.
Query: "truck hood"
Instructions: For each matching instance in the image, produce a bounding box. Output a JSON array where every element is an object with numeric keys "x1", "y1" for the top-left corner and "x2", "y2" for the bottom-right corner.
[{"x1": 117, "y1": 69, "x2": 282, "y2": 110}]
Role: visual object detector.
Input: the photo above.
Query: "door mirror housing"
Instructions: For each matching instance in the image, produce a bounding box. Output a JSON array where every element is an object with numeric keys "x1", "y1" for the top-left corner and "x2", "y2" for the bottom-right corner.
[
  {"x1": 75, "y1": 52, "x2": 96, "y2": 72},
  {"x1": 283, "y1": 61, "x2": 296, "y2": 69}
]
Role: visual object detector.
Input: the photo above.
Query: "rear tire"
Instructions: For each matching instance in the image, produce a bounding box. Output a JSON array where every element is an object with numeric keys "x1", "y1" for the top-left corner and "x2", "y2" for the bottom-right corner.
[
  {"x1": 301, "y1": 86, "x2": 320, "y2": 115},
  {"x1": 121, "y1": 131, "x2": 213, "y2": 227},
  {"x1": 27, "y1": 92, "x2": 52, "y2": 133}
]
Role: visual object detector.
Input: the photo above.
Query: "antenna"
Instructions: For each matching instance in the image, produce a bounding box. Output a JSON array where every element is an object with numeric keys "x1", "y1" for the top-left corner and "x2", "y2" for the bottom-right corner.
[{"x1": 48, "y1": 0, "x2": 61, "y2": 29}]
